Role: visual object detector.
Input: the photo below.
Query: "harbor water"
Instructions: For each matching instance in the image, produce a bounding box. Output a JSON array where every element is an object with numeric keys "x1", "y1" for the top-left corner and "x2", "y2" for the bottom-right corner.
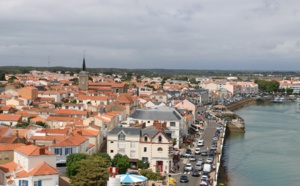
[{"x1": 222, "y1": 102, "x2": 300, "y2": 186}]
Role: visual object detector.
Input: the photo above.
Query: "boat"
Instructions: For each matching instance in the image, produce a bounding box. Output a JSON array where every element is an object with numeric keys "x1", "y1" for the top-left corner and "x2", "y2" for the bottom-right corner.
[{"x1": 272, "y1": 96, "x2": 287, "y2": 103}]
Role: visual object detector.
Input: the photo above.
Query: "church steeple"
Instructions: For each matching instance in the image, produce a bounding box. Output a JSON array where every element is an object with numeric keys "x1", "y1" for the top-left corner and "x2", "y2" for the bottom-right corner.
[
  {"x1": 82, "y1": 51, "x2": 86, "y2": 71},
  {"x1": 82, "y1": 57, "x2": 86, "y2": 71}
]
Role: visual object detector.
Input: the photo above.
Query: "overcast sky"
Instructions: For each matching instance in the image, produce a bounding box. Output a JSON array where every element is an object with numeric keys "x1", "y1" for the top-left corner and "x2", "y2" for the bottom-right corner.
[{"x1": 1, "y1": 0, "x2": 300, "y2": 70}]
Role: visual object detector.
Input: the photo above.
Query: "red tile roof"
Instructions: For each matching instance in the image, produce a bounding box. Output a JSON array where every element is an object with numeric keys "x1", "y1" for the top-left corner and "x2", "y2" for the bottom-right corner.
[
  {"x1": 50, "y1": 135, "x2": 88, "y2": 147},
  {"x1": 0, "y1": 162, "x2": 18, "y2": 173},
  {"x1": 15, "y1": 145, "x2": 54, "y2": 156},
  {"x1": 0, "y1": 114, "x2": 22, "y2": 121},
  {"x1": 0, "y1": 143, "x2": 25, "y2": 151}
]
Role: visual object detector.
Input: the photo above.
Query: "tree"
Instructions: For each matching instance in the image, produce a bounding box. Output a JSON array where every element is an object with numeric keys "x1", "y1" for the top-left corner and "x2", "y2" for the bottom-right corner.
[
  {"x1": 94, "y1": 153, "x2": 112, "y2": 162},
  {"x1": 66, "y1": 153, "x2": 89, "y2": 178},
  {"x1": 189, "y1": 78, "x2": 197, "y2": 84},
  {"x1": 173, "y1": 138, "x2": 177, "y2": 147},
  {"x1": 70, "y1": 99, "x2": 77, "y2": 104},
  {"x1": 137, "y1": 160, "x2": 149, "y2": 169},
  {"x1": 36, "y1": 121, "x2": 47, "y2": 128},
  {"x1": 0, "y1": 73, "x2": 6, "y2": 81},
  {"x1": 70, "y1": 156, "x2": 110, "y2": 186},
  {"x1": 112, "y1": 154, "x2": 130, "y2": 174}
]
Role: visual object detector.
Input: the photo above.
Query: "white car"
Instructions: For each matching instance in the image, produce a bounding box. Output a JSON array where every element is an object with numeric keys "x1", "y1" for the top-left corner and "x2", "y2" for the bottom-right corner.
[
  {"x1": 184, "y1": 163, "x2": 193, "y2": 171},
  {"x1": 195, "y1": 162, "x2": 203, "y2": 171},
  {"x1": 195, "y1": 148, "x2": 201, "y2": 155},
  {"x1": 198, "y1": 139, "x2": 204, "y2": 147},
  {"x1": 189, "y1": 155, "x2": 196, "y2": 161}
]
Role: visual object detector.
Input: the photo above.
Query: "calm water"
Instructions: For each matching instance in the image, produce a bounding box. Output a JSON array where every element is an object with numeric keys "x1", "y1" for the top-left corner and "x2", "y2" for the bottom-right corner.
[{"x1": 223, "y1": 102, "x2": 300, "y2": 186}]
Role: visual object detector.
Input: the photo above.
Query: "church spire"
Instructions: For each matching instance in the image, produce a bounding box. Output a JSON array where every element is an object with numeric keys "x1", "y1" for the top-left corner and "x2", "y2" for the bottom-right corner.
[{"x1": 82, "y1": 51, "x2": 86, "y2": 71}]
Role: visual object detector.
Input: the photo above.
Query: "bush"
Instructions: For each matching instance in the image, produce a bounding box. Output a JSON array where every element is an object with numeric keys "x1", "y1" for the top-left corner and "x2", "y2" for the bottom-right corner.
[{"x1": 140, "y1": 169, "x2": 164, "y2": 181}]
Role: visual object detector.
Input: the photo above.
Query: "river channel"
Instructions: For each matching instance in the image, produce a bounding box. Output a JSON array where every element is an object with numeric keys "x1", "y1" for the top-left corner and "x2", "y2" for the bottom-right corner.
[{"x1": 222, "y1": 102, "x2": 300, "y2": 186}]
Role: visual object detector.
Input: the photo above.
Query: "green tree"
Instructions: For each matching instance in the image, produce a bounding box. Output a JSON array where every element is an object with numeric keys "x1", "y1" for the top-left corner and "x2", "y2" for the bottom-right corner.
[
  {"x1": 189, "y1": 78, "x2": 197, "y2": 84},
  {"x1": 94, "y1": 153, "x2": 112, "y2": 162},
  {"x1": 70, "y1": 156, "x2": 110, "y2": 186},
  {"x1": 66, "y1": 153, "x2": 89, "y2": 178},
  {"x1": 8, "y1": 76, "x2": 17, "y2": 83},
  {"x1": 112, "y1": 154, "x2": 129, "y2": 174},
  {"x1": 0, "y1": 73, "x2": 6, "y2": 81},
  {"x1": 137, "y1": 160, "x2": 149, "y2": 169},
  {"x1": 36, "y1": 121, "x2": 47, "y2": 128},
  {"x1": 70, "y1": 99, "x2": 77, "y2": 104}
]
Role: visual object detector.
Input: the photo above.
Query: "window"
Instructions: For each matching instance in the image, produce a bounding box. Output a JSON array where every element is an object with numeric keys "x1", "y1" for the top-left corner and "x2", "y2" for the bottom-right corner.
[
  {"x1": 158, "y1": 136, "x2": 162, "y2": 143},
  {"x1": 170, "y1": 122, "x2": 176, "y2": 127},
  {"x1": 118, "y1": 133, "x2": 125, "y2": 141},
  {"x1": 157, "y1": 147, "x2": 163, "y2": 152},
  {"x1": 144, "y1": 137, "x2": 148, "y2": 142},
  {"x1": 144, "y1": 147, "x2": 147, "y2": 152},
  {"x1": 65, "y1": 148, "x2": 72, "y2": 155},
  {"x1": 34, "y1": 180, "x2": 42, "y2": 186},
  {"x1": 54, "y1": 148, "x2": 62, "y2": 155},
  {"x1": 110, "y1": 150, "x2": 114, "y2": 153},
  {"x1": 142, "y1": 157, "x2": 149, "y2": 163},
  {"x1": 130, "y1": 142, "x2": 136, "y2": 148},
  {"x1": 130, "y1": 151, "x2": 136, "y2": 158},
  {"x1": 110, "y1": 141, "x2": 114, "y2": 143},
  {"x1": 5, "y1": 152, "x2": 9, "y2": 159},
  {"x1": 19, "y1": 180, "x2": 28, "y2": 186},
  {"x1": 147, "y1": 121, "x2": 150, "y2": 123}
]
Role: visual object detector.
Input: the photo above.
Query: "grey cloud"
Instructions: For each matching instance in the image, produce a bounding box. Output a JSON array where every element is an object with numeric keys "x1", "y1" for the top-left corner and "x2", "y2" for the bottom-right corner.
[{"x1": 0, "y1": 0, "x2": 300, "y2": 70}]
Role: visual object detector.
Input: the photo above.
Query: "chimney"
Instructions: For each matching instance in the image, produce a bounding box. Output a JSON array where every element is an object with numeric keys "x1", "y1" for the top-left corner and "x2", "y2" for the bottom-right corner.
[
  {"x1": 15, "y1": 130, "x2": 20, "y2": 143},
  {"x1": 33, "y1": 139, "x2": 36, "y2": 145},
  {"x1": 77, "y1": 130, "x2": 82, "y2": 135},
  {"x1": 39, "y1": 146, "x2": 45, "y2": 155},
  {"x1": 53, "y1": 138, "x2": 56, "y2": 144}
]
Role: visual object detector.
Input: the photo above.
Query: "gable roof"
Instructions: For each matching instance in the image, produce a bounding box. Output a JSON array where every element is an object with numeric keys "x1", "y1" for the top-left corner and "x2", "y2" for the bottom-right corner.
[
  {"x1": 50, "y1": 135, "x2": 88, "y2": 147},
  {"x1": 16, "y1": 162, "x2": 58, "y2": 178}
]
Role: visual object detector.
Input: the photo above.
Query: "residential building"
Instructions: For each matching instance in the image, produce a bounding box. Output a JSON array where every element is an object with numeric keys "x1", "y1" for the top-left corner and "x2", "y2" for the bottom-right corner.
[{"x1": 107, "y1": 127, "x2": 174, "y2": 174}]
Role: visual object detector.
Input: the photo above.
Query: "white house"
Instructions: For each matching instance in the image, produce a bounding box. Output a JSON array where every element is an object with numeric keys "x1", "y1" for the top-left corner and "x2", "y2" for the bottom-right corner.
[
  {"x1": 107, "y1": 127, "x2": 174, "y2": 174},
  {"x1": 0, "y1": 145, "x2": 58, "y2": 186}
]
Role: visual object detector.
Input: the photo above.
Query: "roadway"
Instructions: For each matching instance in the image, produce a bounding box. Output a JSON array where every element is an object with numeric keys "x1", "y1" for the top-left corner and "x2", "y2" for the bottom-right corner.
[{"x1": 172, "y1": 109, "x2": 218, "y2": 186}]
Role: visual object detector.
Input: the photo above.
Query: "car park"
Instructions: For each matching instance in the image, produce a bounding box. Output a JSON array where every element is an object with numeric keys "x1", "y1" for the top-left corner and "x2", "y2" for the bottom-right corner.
[
  {"x1": 195, "y1": 148, "x2": 201, "y2": 155},
  {"x1": 192, "y1": 169, "x2": 200, "y2": 177},
  {"x1": 184, "y1": 163, "x2": 193, "y2": 171},
  {"x1": 189, "y1": 155, "x2": 196, "y2": 161},
  {"x1": 180, "y1": 175, "x2": 189, "y2": 183}
]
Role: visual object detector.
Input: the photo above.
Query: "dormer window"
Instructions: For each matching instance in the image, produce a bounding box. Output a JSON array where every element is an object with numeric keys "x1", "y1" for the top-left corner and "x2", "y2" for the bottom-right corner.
[
  {"x1": 144, "y1": 136, "x2": 148, "y2": 142},
  {"x1": 118, "y1": 132, "x2": 125, "y2": 141},
  {"x1": 158, "y1": 136, "x2": 162, "y2": 143},
  {"x1": 157, "y1": 147, "x2": 163, "y2": 152}
]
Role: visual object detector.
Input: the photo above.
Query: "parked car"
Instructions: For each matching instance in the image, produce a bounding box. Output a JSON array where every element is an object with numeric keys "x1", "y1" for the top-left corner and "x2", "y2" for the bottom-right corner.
[
  {"x1": 195, "y1": 162, "x2": 203, "y2": 171},
  {"x1": 184, "y1": 163, "x2": 193, "y2": 171},
  {"x1": 197, "y1": 158, "x2": 204, "y2": 165},
  {"x1": 189, "y1": 155, "x2": 196, "y2": 161},
  {"x1": 180, "y1": 175, "x2": 189, "y2": 183},
  {"x1": 195, "y1": 148, "x2": 201, "y2": 155},
  {"x1": 206, "y1": 157, "x2": 213, "y2": 164},
  {"x1": 192, "y1": 169, "x2": 200, "y2": 177},
  {"x1": 198, "y1": 139, "x2": 204, "y2": 147},
  {"x1": 201, "y1": 150, "x2": 208, "y2": 156},
  {"x1": 184, "y1": 149, "x2": 192, "y2": 157}
]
